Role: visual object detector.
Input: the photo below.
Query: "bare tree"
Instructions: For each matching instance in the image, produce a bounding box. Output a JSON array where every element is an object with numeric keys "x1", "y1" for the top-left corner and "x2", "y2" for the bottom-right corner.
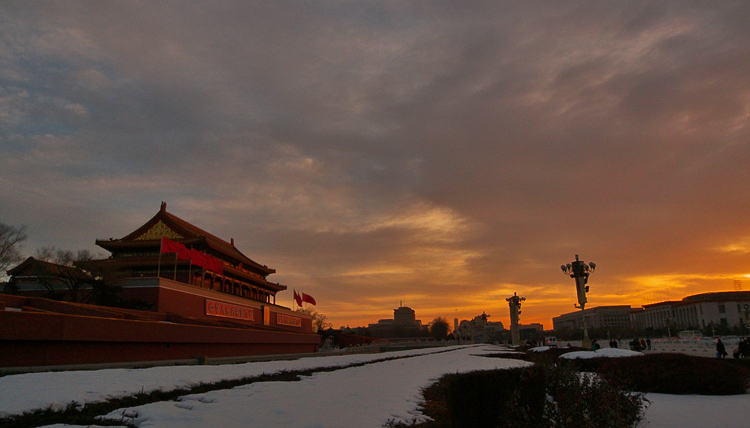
[
  {"x1": 34, "y1": 246, "x2": 120, "y2": 303},
  {"x1": 296, "y1": 308, "x2": 333, "y2": 333},
  {"x1": 0, "y1": 222, "x2": 27, "y2": 278}
]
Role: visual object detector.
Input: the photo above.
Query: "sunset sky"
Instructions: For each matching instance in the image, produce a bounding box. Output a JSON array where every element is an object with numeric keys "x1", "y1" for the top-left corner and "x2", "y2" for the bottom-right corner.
[{"x1": 2, "y1": 1, "x2": 750, "y2": 330}]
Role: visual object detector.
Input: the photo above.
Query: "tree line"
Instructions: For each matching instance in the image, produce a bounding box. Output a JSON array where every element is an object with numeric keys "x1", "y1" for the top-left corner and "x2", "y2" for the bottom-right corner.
[{"x1": 1, "y1": 221, "x2": 149, "y2": 309}]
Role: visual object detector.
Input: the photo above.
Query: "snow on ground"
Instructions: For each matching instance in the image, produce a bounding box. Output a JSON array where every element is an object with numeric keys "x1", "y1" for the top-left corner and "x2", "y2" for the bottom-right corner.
[
  {"x1": 640, "y1": 393, "x2": 750, "y2": 428},
  {"x1": 560, "y1": 348, "x2": 643, "y2": 359},
  {"x1": 102, "y1": 345, "x2": 528, "y2": 428},
  {"x1": 0, "y1": 344, "x2": 748, "y2": 428},
  {"x1": 0, "y1": 346, "x2": 462, "y2": 417}
]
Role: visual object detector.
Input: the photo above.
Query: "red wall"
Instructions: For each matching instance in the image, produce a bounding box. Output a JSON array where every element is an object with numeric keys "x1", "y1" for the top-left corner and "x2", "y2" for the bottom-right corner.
[
  {"x1": 154, "y1": 281, "x2": 313, "y2": 333},
  {"x1": 0, "y1": 292, "x2": 320, "y2": 368},
  {"x1": 0, "y1": 309, "x2": 320, "y2": 367}
]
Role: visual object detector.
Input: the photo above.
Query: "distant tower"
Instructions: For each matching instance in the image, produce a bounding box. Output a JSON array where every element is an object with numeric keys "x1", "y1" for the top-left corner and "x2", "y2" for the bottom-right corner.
[
  {"x1": 506, "y1": 292, "x2": 526, "y2": 346},
  {"x1": 394, "y1": 305, "x2": 416, "y2": 325},
  {"x1": 735, "y1": 280, "x2": 743, "y2": 291}
]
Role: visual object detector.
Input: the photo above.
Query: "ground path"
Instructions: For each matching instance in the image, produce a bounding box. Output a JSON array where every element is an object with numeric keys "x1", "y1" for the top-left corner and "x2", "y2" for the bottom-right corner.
[{"x1": 101, "y1": 345, "x2": 527, "y2": 427}]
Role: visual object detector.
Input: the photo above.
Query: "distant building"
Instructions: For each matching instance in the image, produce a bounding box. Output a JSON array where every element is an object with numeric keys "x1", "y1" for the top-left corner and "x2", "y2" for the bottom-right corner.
[
  {"x1": 394, "y1": 305, "x2": 417, "y2": 325},
  {"x1": 519, "y1": 323, "x2": 544, "y2": 332},
  {"x1": 367, "y1": 304, "x2": 424, "y2": 338},
  {"x1": 553, "y1": 305, "x2": 633, "y2": 332},
  {"x1": 6, "y1": 257, "x2": 91, "y2": 298},
  {"x1": 485, "y1": 321, "x2": 505, "y2": 340},
  {"x1": 552, "y1": 291, "x2": 750, "y2": 334},
  {"x1": 630, "y1": 291, "x2": 750, "y2": 331},
  {"x1": 455, "y1": 312, "x2": 502, "y2": 343}
]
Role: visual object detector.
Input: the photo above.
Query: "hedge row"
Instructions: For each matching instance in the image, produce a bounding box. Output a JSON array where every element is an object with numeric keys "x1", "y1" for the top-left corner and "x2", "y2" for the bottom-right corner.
[
  {"x1": 396, "y1": 350, "x2": 749, "y2": 428},
  {"x1": 410, "y1": 362, "x2": 645, "y2": 428},
  {"x1": 597, "y1": 353, "x2": 750, "y2": 395}
]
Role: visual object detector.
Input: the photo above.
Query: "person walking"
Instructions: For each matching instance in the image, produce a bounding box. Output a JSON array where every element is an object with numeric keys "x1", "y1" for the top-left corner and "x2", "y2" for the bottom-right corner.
[
  {"x1": 716, "y1": 338, "x2": 728, "y2": 358},
  {"x1": 741, "y1": 338, "x2": 750, "y2": 358}
]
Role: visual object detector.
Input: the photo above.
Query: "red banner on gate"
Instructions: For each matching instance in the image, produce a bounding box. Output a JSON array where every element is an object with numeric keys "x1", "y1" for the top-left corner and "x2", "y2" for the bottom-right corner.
[{"x1": 205, "y1": 299, "x2": 254, "y2": 321}]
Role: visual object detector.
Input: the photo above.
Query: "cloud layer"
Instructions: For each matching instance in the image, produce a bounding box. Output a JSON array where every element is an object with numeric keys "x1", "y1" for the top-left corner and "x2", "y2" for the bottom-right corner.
[{"x1": 2, "y1": 1, "x2": 750, "y2": 328}]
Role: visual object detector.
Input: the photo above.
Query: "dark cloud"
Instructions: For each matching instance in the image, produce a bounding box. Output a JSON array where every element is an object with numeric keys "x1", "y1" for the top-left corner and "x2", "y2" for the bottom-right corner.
[{"x1": 2, "y1": 1, "x2": 750, "y2": 327}]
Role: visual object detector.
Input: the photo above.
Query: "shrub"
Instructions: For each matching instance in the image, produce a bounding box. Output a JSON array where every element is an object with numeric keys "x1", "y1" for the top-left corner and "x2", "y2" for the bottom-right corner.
[
  {"x1": 522, "y1": 346, "x2": 588, "y2": 367},
  {"x1": 442, "y1": 366, "x2": 546, "y2": 428},
  {"x1": 413, "y1": 362, "x2": 645, "y2": 428},
  {"x1": 598, "y1": 353, "x2": 750, "y2": 395},
  {"x1": 728, "y1": 357, "x2": 750, "y2": 371},
  {"x1": 544, "y1": 361, "x2": 646, "y2": 428}
]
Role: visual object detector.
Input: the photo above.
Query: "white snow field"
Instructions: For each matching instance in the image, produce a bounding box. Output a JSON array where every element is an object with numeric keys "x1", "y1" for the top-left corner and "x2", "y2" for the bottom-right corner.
[{"x1": 0, "y1": 344, "x2": 747, "y2": 427}]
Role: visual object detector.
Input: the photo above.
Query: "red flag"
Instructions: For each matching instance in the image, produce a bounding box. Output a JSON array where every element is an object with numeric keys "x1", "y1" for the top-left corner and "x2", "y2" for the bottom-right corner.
[
  {"x1": 161, "y1": 236, "x2": 184, "y2": 254},
  {"x1": 187, "y1": 248, "x2": 207, "y2": 267},
  {"x1": 294, "y1": 290, "x2": 303, "y2": 307},
  {"x1": 187, "y1": 248, "x2": 223, "y2": 274},
  {"x1": 161, "y1": 237, "x2": 191, "y2": 260},
  {"x1": 162, "y1": 238, "x2": 224, "y2": 274},
  {"x1": 302, "y1": 292, "x2": 316, "y2": 306},
  {"x1": 206, "y1": 254, "x2": 224, "y2": 274}
]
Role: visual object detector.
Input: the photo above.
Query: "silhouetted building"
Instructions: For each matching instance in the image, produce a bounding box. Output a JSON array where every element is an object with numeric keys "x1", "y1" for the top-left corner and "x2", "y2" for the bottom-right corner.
[
  {"x1": 367, "y1": 304, "x2": 424, "y2": 338},
  {"x1": 630, "y1": 291, "x2": 750, "y2": 331},
  {"x1": 455, "y1": 312, "x2": 502, "y2": 343},
  {"x1": 394, "y1": 305, "x2": 416, "y2": 325},
  {"x1": 553, "y1": 305, "x2": 632, "y2": 332}
]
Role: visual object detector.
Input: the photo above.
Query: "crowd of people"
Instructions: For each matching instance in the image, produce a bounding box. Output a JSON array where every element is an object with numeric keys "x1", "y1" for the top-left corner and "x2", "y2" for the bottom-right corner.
[
  {"x1": 605, "y1": 335, "x2": 750, "y2": 358},
  {"x1": 629, "y1": 338, "x2": 650, "y2": 351},
  {"x1": 547, "y1": 335, "x2": 750, "y2": 359},
  {"x1": 588, "y1": 337, "x2": 653, "y2": 351},
  {"x1": 729, "y1": 337, "x2": 750, "y2": 359}
]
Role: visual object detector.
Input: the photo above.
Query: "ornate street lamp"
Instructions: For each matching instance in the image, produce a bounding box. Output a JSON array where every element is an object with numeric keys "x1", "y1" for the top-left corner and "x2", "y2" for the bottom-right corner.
[
  {"x1": 506, "y1": 292, "x2": 526, "y2": 346},
  {"x1": 561, "y1": 254, "x2": 596, "y2": 349}
]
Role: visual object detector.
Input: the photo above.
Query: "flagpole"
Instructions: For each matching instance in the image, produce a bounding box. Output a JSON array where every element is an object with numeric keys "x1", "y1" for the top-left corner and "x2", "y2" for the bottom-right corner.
[
  {"x1": 173, "y1": 253, "x2": 178, "y2": 281},
  {"x1": 188, "y1": 246, "x2": 192, "y2": 285},
  {"x1": 157, "y1": 237, "x2": 163, "y2": 278}
]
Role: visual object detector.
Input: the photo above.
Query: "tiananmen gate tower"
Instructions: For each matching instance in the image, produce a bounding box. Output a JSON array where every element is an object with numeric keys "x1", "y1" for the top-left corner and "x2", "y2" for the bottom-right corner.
[{"x1": 1, "y1": 203, "x2": 320, "y2": 369}]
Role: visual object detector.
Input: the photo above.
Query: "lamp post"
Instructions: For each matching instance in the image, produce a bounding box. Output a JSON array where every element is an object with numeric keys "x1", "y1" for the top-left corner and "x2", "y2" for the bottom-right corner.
[
  {"x1": 561, "y1": 254, "x2": 596, "y2": 349},
  {"x1": 506, "y1": 292, "x2": 525, "y2": 346}
]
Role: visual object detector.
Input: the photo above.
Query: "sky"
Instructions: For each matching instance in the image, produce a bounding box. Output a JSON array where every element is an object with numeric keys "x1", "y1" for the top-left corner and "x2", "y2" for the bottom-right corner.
[{"x1": 2, "y1": 1, "x2": 750, "y2": 330}]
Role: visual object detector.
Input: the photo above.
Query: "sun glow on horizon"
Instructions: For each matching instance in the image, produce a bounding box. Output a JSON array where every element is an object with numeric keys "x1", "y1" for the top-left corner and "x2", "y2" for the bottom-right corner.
[{"x1": 320, "y1": 270, "x2": 750, "y2": 331}]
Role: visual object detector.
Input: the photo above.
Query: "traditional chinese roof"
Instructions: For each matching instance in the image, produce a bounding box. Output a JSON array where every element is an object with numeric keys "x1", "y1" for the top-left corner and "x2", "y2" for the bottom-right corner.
[
  {"x1": 7, "y1": 257, "x2": 89, "y2": 280},
  {"x1": 96, "y1": 202, "x2": 276, "y2": 277}
]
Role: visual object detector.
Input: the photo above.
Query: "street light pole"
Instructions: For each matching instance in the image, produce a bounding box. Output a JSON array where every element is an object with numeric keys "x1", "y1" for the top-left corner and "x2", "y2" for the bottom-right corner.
[
  {"x1": 506, "y1": 292, "x2": 525, "y2": 346},
  {"x1": 561, "y1": 254, "x2": 596, "y2": 350}
]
